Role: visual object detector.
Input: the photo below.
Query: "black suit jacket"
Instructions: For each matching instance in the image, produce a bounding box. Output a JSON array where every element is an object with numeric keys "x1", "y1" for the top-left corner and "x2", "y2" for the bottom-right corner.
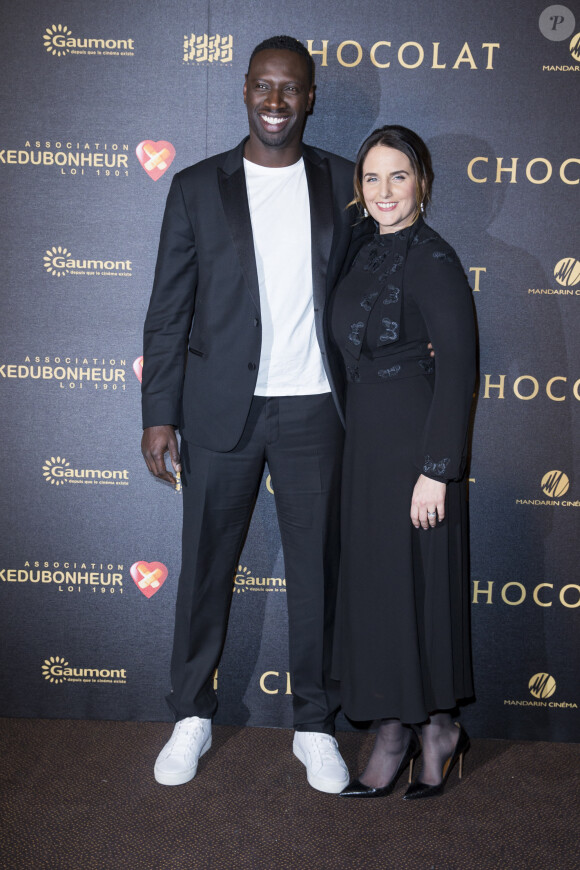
[{"x1": 142, "y1": 138, "x2": 356, "y2": 451}]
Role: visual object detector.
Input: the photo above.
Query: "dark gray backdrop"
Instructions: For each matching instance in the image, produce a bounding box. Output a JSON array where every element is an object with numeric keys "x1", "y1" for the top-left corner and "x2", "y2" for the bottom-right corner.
[{"x1": 1, "y1": 0, "x2": 578, "y2": 740}]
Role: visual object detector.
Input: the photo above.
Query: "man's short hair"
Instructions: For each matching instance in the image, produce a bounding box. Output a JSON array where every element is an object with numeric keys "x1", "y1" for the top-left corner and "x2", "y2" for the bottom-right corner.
[{"x1": 248, "y1": 36, "x2": 314, "y2": 86}]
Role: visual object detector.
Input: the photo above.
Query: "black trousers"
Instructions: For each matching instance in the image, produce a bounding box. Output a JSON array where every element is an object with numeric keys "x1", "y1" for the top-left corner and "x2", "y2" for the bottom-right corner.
[{"x1": 167, "y1": 393, "x2": 344, "y2": 734}]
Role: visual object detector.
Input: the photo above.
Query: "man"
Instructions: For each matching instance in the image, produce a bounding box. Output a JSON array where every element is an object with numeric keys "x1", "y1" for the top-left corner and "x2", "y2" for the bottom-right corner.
[{"x1": 141, "y1": 36, "x2": 357, "y2": 793}]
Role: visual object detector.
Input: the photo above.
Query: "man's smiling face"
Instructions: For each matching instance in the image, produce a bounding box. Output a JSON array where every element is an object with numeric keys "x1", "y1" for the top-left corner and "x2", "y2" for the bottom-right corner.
[{"x1": 244, "y1": 49, "x2": 314, "y2": 157}]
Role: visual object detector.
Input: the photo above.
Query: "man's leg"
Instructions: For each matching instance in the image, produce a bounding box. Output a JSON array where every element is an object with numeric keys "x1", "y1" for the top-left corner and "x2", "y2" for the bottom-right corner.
[
  {"x1": 155, "y1": 399, "x2": 267, "y2": 784},
  {"x1": 265, "y1": 394, "x2": 348, "y2": 792}
]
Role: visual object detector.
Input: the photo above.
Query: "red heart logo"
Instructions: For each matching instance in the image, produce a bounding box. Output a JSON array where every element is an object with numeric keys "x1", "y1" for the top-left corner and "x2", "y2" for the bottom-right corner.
[
  {"x1": 130, "y1": 561, "x2": 168, "y2": 598},
  {"x1": 136, "y1": 140, "x2": 176, "y2": 181},
  {"x1": 133, "y1": 356, "x2": 143, "y2": 383}
]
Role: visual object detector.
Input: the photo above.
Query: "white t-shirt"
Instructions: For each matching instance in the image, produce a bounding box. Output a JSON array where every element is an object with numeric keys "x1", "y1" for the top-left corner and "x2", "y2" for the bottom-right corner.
[{"x1": 244, "y1": 157, "x2": 330, "y2": 396}]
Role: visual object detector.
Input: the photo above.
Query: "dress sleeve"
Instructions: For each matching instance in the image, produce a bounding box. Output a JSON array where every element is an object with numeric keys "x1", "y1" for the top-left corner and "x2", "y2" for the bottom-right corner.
[
  {"x1": 406, "y1": 239, "x2": 477, "y2": 482},
  {"x1": 142, "y1": 174, "x2": 198, "y2": 429}
]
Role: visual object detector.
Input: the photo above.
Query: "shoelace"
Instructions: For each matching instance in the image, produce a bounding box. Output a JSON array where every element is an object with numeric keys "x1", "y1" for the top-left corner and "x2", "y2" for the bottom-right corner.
[
  {"x1": 309, "y1": 734, "x2": 339, "y2": 766},
  {"x1": 168, "y1": 719, "x2": 205, "y2": 754}
]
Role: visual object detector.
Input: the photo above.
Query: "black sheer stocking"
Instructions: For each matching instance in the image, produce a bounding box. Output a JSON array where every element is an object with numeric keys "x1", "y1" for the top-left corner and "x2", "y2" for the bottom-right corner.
[
  {"x1": 359, "y1": 719, "x2": 412, "y2": 788},
  {"x1": 418, "y1": 712, "x2": 460, "y2": 785}
]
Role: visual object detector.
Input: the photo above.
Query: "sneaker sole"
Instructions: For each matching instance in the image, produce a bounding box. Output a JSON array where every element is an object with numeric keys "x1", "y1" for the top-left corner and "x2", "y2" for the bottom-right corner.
[
  {"x1": 293, "y1": 742, "x2": 349, "y2": 794},
  {"x1": 154, "y1": 734, "x2": 212, "y2": 786}
]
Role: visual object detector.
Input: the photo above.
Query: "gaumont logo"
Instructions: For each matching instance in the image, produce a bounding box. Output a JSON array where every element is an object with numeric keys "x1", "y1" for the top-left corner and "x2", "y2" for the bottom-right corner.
[
  {"x1": 42, "y1": 456, "x2": 129, "y2": 486},
  {"x1": 539, "y1": 5, "x2": 580, "y2": 71},
  {"x1": 133, "y1": 356, "x2": 143, "y2": 383},
  {"x1": 43, "y1": 246, "x2": 132, "y2": 278},
  {"x1": 306, "y1": 39, "x2": 500, "y2": 70},
  {"x1": 136, "y1": 141, "x2": 176, "y2": 181},
  {"x1": 504, "y1": 672, "x2": 576, "y2": 709},
  {"x1": 42, "y1": 656, "x2": 127, "y2": 684},
  {"x1": 467, "y1": 156, "x2": 580, "y2": 185},
  {"x1": 234, "y1": 564, "x2": 286, "y2": 594},
  {"x1": 1, "y1": 355, "x2": 128, "y2": 391},
  {"x1": 130, "y1": 561, "x2": 168, "y2": 598},
  {"x1": 43, "y1": 24, "x2": 135, "y2": 57},
  {"x1": 183, "y1": 33, "x2": 233, "y2": 64}
]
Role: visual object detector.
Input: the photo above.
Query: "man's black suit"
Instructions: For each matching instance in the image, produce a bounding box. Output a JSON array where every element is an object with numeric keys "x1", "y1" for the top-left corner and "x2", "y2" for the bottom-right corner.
[{"x1": 142, "y1": 138, "x2": 356, "y2": 732}]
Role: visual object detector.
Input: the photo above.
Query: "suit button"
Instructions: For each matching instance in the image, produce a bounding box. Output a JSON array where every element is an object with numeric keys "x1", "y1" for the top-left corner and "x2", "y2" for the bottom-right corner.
[{"x1": 248, "y1": 362, "x2": 256, "y2": 371}]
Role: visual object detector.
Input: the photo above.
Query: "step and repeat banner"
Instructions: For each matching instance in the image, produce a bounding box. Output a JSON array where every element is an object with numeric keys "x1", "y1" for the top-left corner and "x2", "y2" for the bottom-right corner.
[{"x1": 1, "y1": 1, "x2": 578, "y2": 741}]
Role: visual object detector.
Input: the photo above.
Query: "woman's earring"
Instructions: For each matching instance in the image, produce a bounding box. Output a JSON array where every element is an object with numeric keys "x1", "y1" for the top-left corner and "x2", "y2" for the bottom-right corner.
[
  {"x1": 420, "y1": 202, "x2": 424, "y2": 213},
  {"x1": 363, "y1": 207, "x2": 369, "y2": 217}
]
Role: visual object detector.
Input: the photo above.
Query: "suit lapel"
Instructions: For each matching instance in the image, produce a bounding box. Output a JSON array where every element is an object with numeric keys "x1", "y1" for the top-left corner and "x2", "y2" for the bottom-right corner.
[
  {"x1": 218, "y1": 140, "x2": 261, "y2": 313},
  {"x1": 218, "y1": 142, "x2": 335, "y2": 315},
  {"x1": 304, "y1": 147, "x2": 334, "y2": 311}
]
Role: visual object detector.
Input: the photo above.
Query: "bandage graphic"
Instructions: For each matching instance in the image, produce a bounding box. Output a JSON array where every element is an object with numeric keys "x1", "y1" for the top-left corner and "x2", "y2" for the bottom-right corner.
[
  {"x1": 134, "y1": 561, "x2": 162, "y2": 590},
  {"x1": 136, "y1": 140, "x2": 176, "y2": 181},
  {"x1": 142, "y1": 142, "x2": 170, "y2": 171},
  {"x1": 130, "y1": 561, "x2": 168, "y2": 597}
]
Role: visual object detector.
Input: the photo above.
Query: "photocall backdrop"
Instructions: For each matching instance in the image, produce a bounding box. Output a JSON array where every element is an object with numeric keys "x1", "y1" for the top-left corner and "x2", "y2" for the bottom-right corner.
[{"x1": 1, "y1": 0, "x2": 578, "y2": 742}]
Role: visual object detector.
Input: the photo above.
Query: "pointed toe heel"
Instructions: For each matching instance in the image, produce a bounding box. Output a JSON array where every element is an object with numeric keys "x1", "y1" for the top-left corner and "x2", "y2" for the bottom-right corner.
[
  {"x1": 404, "y1": 723, "x2": 470, "y2": 800},
  {"x1": 340, "y1": 730, "x2": 421, "y2": 798}
]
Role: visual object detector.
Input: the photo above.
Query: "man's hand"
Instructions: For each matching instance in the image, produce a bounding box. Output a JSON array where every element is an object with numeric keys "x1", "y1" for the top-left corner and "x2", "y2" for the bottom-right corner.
[{"x1": 141, "y1": 425, "x2": 181, "y2": 486}]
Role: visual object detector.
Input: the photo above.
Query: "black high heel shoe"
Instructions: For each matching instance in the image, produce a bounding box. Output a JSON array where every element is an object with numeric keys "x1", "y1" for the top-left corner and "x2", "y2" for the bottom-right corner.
[
  {"x1": 340, "y1": 730, "x2": 421, "y2": 798},
  {"x1": 403, "y1": 722, "x2": 470, "y2": 800}
]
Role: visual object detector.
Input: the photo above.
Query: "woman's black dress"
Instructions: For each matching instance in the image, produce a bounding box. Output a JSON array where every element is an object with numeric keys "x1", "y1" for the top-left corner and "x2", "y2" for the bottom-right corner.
[{"x1": 331, "y1": 218, "x2": 476, "y2": 723}]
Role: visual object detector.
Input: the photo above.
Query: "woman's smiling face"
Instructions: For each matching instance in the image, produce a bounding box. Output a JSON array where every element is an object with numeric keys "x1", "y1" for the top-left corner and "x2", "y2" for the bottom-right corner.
[{"x1": 361, "y1": 145, "x2": 419, "y2": 234}]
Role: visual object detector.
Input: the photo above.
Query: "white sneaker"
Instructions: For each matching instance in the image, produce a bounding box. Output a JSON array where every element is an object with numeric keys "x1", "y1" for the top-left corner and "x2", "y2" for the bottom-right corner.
[
  {"x1": 293, "y1": 731, "x2": 349, "y2": 793},
  {"x1": 154, "y1": 716, "x2": 212, "y2": 786}
]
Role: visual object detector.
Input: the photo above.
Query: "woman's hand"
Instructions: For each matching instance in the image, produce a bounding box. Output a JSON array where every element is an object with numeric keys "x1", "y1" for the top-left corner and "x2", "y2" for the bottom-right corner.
[{"x1": 410, "y1": 474, "x2": 446, "y2": 530}]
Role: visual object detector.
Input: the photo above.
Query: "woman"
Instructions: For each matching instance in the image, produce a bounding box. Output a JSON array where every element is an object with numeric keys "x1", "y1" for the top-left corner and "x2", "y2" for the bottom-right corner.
[{"x1": 331, "y1": 126, "x2": 476, "y2": 799}]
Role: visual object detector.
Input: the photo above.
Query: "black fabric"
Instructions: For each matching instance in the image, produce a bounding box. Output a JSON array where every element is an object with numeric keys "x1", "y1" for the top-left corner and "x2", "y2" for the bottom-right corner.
[
  {"x1": 141, "y1": 139, "x2": 356, "y2": 447},
  {"x1": 168, "y1": 395, "x2": 343, "y2": 732},
  {"x1": 331, "y1": 220, "x2": 476, "y2": 723}
]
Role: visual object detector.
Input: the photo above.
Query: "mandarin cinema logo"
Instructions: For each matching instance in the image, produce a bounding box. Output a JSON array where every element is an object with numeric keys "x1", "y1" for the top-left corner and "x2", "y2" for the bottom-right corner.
[
  {"x1": 503, "y1": 673, "x2": 577, "y2": 710},
  {"x1": 43, "y1": 24, "x2": 135, "y2": 57},
  {"x1": 1, "y1": 356, "x2": 128, "y2": 390},
  {"x1": 44, "y1": 246, "x2": 132, "y2": 278},
  {"x1": 528, "y1": 257, "x2": 580, "y2": 296},
  {"x1": 0, "y1": 141, "x2": 130, "y2": 177},
  {"x1": 42, "y1": 656, "x2": 127, "y2": 685},
  {"x1": 1, "y1": 560, "x2": 124, "y2": 594},
  {"x1": 515, "y1": 470, "x2": 579, "y2": 509},
  {"x1": 42, "y1": 456, "x2": 129, "y2": 486}
]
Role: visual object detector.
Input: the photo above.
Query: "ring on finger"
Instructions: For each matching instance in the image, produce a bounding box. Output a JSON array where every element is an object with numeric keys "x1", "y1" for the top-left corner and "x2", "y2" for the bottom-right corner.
[{"x1": 427, "y1": 510, "x2": 437, "y2": 518}]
